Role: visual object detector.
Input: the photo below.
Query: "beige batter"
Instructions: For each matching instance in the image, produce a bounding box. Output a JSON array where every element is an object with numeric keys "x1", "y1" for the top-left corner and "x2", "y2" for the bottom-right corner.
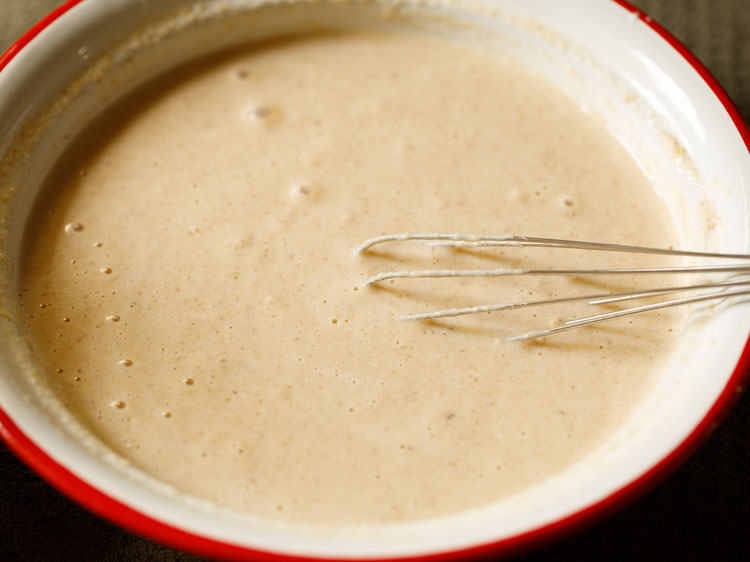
[{"x1": 21, "y1": 31, "x2": 682, "y2": 525}]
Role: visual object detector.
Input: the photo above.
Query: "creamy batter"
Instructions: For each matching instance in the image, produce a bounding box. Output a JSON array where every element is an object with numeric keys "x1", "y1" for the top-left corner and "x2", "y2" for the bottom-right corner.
[{"x1": 20, "y1": 31, "x2": 682, "y2": 525}]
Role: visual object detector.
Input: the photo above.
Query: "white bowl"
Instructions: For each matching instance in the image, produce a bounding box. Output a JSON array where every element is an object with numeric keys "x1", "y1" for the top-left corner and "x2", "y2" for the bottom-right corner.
[{"x1": 1, "y1": 0, "x2": 749, "y2": 559}]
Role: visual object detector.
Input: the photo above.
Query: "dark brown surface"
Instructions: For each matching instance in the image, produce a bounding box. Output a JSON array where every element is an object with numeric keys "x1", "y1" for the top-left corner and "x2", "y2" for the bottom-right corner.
[{"x1": 1, "y1": 0, "x2": 749, "y2": 560}]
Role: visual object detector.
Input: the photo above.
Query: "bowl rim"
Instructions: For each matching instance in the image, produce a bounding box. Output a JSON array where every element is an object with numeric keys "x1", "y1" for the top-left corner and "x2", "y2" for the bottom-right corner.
[{"x1": 1, "y1": 0, "x2": 749, "y2": 560}]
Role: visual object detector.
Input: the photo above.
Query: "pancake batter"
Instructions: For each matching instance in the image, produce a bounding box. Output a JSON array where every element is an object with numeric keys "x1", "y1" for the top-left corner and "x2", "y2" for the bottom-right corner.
[{"x1": 20, "y1": 31, "x2": 682, "y2": 525}]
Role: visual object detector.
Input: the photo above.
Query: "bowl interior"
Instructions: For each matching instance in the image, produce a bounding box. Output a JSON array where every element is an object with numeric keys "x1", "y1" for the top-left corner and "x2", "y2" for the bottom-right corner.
[{"x1": 0, "y1": 0, "x2": 749, "y2": 558}]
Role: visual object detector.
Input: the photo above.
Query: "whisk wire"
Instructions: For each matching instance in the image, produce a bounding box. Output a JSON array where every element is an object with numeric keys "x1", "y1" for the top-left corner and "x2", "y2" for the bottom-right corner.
[
  {"x1": 365, "y1": 264, "x2": 750, "y2": 286},
  {"x1": 508, "y1": 287, "x2": 750, "y2": 341},
  {"x1": 356, "y1": 233, "x2": 750, "y2": 259},
  {"x1": 357, "y1": 233, "x2": 750, "y2": 340},
  {"x1": 398, "y1": 278, "x2": 750, "y2": 321}
]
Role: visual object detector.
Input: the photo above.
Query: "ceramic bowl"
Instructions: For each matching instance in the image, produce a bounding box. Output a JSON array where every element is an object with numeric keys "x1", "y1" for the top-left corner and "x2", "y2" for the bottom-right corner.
[{"x1": 1, "y1": 1, "x2": 749, "y2": 560}]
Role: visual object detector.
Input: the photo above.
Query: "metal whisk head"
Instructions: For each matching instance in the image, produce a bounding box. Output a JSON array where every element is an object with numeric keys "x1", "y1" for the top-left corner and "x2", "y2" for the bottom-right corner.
[{"x1": 355, "y1": 233, "x2": 750, "y2": 341}]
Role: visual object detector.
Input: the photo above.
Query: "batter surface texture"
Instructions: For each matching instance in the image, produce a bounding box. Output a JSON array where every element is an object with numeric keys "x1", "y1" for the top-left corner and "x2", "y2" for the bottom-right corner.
[{"x1": 21, "y1": 31, "x2": 682, "y2": 525}]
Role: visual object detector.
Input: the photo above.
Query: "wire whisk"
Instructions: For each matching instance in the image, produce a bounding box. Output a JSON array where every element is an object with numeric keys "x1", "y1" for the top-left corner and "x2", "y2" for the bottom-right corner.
[{"x1": 355, "y1": 233, "x2": 750, "y2": 341}]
